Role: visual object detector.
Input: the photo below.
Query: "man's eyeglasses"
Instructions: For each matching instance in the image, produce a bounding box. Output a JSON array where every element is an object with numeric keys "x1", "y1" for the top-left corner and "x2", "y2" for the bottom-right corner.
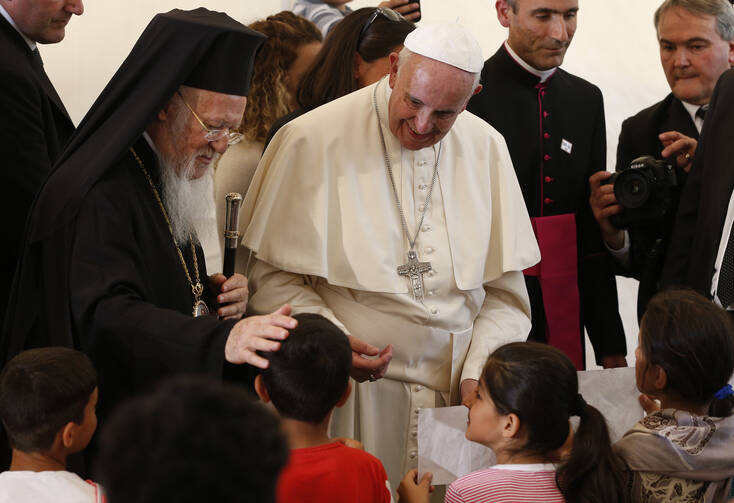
[
  {"x1": 176, "y1": 91, "x2": 243, "y2": 146},
  {"x1": 358, "y1": 7, "x2": 407, "y2": 43}
]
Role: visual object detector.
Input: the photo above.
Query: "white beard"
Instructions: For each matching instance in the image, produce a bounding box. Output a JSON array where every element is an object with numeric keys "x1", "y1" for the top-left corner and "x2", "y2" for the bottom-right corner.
[{"x1": 159, "y1": 148, "x2": 220, "y2": 246}]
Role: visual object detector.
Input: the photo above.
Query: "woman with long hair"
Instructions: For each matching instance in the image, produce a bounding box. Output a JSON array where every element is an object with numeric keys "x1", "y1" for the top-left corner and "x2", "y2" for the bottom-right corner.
[
  {"x1": 265, "y1": 7, "x2": 415, "y2": 145},
  {"x1": 211, "y1": 11, "x2": 322, "y2": 265}
]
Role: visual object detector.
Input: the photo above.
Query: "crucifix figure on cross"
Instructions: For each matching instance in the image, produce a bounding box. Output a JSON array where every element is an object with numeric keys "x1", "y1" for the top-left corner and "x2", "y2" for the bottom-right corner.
[{"x1": 397, "y1": 250, "x2": 432, "y2": 301}]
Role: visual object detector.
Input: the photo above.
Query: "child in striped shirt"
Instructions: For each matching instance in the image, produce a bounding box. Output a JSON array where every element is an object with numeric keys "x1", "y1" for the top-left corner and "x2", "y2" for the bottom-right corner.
[{"x1": 398, "y1": 342, "x2": 628, "y2": 503}]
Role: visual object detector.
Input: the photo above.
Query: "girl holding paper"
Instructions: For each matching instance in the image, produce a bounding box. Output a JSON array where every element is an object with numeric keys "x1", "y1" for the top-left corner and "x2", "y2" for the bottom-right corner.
[{"x1": 398, "y1": 341, "x2": 627, "y2": 503}]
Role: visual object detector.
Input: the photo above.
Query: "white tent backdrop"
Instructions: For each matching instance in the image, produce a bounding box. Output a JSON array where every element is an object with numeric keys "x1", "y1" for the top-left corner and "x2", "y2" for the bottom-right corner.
[{"x1": 41, "y1": 0, "x2": 670, "y2": 367}]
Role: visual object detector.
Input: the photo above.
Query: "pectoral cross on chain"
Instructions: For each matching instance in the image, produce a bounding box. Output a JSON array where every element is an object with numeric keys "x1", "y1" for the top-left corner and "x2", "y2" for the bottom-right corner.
[{"x1": 397, "y1": 250, "x2": 432, "y2": 301}]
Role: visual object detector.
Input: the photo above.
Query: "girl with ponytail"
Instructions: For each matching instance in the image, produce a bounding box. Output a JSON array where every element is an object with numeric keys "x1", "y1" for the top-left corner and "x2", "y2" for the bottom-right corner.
[
  {"x1": 398, "y1": 341, "x2": 627, "y2": 503},
  {"x1": 614, "y1": 289, "x2": 734, "y2": 502}
]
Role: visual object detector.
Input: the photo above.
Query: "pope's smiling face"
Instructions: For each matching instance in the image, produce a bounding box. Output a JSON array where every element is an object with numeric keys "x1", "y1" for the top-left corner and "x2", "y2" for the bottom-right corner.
[{"x1": 387, "y1": 51, "x2": 479, "y2": 151}]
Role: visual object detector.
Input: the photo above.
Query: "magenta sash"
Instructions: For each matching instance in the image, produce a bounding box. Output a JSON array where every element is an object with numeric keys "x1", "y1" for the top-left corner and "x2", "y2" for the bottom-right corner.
[{"x1": 523, "y1": 214, "x2": 583, "y2": 369}]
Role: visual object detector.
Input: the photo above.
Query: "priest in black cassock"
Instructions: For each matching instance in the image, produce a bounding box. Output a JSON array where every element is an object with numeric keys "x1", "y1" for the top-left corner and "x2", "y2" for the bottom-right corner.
[
  {"x1": 467, "y1": 0, "x2": 627, "y2": 369},
  {"x1": 1, "y1": 9, "x2": 296, "y2": 421}
]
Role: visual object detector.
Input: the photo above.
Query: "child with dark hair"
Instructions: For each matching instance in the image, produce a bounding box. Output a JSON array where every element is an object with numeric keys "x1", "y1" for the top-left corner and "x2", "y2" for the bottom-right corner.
[
  {"x1": 0, "y1": 347, "x2": 101, "y2": 502},
  {"x1": 614, "y1": 289, "x2": 734, "y2": 502},
  {"x1": 254, "y1": 313, "x2": 392, "y2": 503},
  {"x1": 95, "y1": 375, "x2": 287, "y2": 503},
  {"x1": 398, "y1": 341, "x2": 627, "y2": 503}
]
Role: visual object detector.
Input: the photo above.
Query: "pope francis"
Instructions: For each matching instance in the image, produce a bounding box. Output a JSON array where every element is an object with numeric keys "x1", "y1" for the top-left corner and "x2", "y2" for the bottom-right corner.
[{"x1": 239, "y1": 23, "x2": 541, "y2": 490}]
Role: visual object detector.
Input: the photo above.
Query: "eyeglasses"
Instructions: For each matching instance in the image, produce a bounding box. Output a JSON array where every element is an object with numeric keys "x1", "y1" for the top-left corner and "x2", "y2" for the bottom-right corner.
[
  {"x1": 176, "y1": 91, "x2": 243, "y2": 146},
  {"x1": 358, "y1": 7, "x2": 407, "y2": 43}
]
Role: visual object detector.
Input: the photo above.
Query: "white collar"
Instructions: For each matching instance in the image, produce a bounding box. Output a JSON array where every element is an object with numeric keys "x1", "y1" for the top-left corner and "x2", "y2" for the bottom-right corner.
[
  {"x1": 504, "y1": 41, "x2": 556, "y2": 83},
  {"x1": 493, "y1": 463, "x2": 557, "y2": 472},
  {"x1": 0, "y1": 3, "x2": 36, "y2": 51},
  {"x1": 680, "y1": 99, "x2": 706, "y2": 133},
  {"x1": 142, "y1": 131, "x2": 163, "y2": 161}
]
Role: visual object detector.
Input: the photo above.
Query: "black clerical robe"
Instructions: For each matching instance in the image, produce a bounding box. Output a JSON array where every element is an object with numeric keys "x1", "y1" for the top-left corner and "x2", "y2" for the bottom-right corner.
[
  {"x1": 615, "y1": 94, "x2": 697, "y2": 318},
  {"x1": 69, "y1": 138, "x2": 238, "y2": 416},
  {"x1": 467, "y1": 46, "x2": 626, "y2": 365}
]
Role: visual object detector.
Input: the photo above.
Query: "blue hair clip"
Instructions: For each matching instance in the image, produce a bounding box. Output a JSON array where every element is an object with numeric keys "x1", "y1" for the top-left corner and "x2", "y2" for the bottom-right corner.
[{"x1": 714, "y1": 384, "x2": 734, "y2": 400}]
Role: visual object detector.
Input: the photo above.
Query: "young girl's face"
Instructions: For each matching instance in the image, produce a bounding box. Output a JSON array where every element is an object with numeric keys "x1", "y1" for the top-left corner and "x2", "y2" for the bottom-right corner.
[{"x1": 463, "y1": 382, "x2": 508, "y2": 450}]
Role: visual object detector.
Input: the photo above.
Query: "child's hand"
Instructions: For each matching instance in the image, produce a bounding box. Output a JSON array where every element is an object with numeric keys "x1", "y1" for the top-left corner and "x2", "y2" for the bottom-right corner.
[
  {"x1": 639, "y1": 394, "x2": 661, "y2": 414},
  {"x1": 397, "y1": 469, "x2": 433, "y2": 503}
]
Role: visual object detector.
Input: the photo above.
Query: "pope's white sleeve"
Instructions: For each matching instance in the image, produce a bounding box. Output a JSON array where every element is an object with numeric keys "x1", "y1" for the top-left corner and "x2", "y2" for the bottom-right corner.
[
  {"x1": 247, "y1": 257, "x2": 350, "y2": 335},
  {"x1": 460, "y1": 270, "x2": 532, "y2": 382}
]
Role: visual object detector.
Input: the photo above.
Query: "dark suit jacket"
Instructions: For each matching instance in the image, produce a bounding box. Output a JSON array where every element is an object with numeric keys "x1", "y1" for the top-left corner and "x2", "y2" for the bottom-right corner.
[
  {"x1": 0, "y1": 15, "x2": 75, "y2": 325},
  {"x1": 615, "y1": 94, "x2": 698, "y2": 317},
  {"x1": 467, "y1": 46, "x2": 626, "y2": 364},
  {"x1": 662, "y1": 68, "x2": 734, "y2": 295}
]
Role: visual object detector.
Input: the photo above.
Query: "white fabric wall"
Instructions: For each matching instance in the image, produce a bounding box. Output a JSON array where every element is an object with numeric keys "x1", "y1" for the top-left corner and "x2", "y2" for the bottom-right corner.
[{"x1": 41, "y1": 0, "x2": 669, "y2": 365}]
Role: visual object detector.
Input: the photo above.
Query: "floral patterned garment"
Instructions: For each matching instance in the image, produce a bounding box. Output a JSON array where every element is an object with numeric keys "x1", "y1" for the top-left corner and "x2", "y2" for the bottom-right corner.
[{"x1": 614, "y1": 409, "x2": 734, "y2": 503}]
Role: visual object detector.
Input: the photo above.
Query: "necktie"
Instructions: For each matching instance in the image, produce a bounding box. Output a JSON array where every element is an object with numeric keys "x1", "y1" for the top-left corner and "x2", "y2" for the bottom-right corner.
[
  {"x1": 696, "y1": 105, "x2": 708, "y2": 121},
  {"x1": 717, "y1": 229, "x2": 734, "y2": 308},
  {"x1": 30, "y1": 48, "x2": 44, "y2": 73}
]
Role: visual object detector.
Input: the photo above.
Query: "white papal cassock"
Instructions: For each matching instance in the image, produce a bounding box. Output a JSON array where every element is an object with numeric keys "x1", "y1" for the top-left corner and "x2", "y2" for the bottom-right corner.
[{"x1": 239, "y1": 77, "x2": 541, "y2": 491}]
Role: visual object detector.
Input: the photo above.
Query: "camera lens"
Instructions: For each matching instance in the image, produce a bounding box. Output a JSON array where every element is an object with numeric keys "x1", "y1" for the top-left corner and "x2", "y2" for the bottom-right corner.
[{"x1": 614, "y1": 169, "x2": 650, "y2": 209}]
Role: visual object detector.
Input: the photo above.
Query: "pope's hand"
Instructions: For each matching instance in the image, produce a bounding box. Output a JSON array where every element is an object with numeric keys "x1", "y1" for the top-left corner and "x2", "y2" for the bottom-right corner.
[
  {"x1": 224, "y1": 304, "x2": 296, "y2": 367},
  {"x1": 210, "y1": 273, "x2": 249, "y2": 319},
  {"x1": 348, "y1": 335, "x2": 393, "y2": 382},
  {"x1": 397, "y1": 469, "x2": 433, "y2": 503},
  {"x1": 333, "y1": 437, "x2": 364, "y2": 450}
]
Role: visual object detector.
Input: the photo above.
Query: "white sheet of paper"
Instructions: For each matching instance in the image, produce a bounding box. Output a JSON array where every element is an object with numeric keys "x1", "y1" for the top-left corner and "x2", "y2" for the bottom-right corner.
[
  {"x1": 417, "y1": 405, "x2": 495, "y2": 485},
  {"x1": 577, "y1": 367, "x2": 643, "y2": 443},
  {"x1": 417, "y1": 367, "x2": 644, "y2": 486}
]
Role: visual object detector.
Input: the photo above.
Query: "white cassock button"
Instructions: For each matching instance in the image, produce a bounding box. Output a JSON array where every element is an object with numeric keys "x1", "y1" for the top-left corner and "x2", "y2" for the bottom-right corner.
[
  {"x1": 427, "y1": 290, "x2": 437, "y2": 297},
  {"x1": 418, "y1": 204, "x2": 425, "y2": 212},
  {"x1": 415, "y1": 385, "x2": 424, "y2": 392},
  {"x1": 409, "y1": 451, "x2": 417, "y2": 459},
  {"x1": 427, "y1": 269, "x2": 437, "y2": 277},
  {"x1": 425, "y1": 247, "x2": 434, "y2": 254},
  {"x1": 430, "y1": 307, "x2": 438, "y2": 315},
  {"x1": 415, "y1": 407, "x2": 422, "y2": 415},
  {"x1": 418, "y1": 183, "x2": 427, "y2": 190},
  {"x1": 418, "y1": 160, "x2": 427, "y2": 166},
  {"x1": 422, "y1": 224, "x2": 431, "y2": 232},
  {"x1": 411, "y1": 430, "x2": 418, "y2": 438}
]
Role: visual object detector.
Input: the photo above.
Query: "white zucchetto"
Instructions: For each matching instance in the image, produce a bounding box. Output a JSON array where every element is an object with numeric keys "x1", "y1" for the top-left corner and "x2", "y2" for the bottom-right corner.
[{"x1": 403, "y1": 23, "x2": 483, "y2": 73}]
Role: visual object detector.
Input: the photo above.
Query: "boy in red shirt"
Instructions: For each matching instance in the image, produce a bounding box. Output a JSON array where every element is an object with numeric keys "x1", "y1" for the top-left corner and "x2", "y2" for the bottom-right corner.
[{"x1": 255, "y1": 313, "x2": 393, "y2": 503}]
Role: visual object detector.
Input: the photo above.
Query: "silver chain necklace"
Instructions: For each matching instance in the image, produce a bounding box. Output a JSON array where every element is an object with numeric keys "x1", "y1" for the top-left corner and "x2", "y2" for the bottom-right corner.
[{"x1": 373, "y1": 83, "x2": 442, "y2": 301}]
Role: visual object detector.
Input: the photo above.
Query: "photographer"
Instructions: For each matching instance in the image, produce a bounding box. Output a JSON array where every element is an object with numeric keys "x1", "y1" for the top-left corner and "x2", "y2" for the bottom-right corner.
[{"x1": 590, "y1": 0, "x2": 734, "y2": 318}]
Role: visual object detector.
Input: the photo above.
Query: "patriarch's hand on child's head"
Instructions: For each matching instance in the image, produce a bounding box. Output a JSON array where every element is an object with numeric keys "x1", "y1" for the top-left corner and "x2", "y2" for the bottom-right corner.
[{"x1": 397, "y1": 469, "x2": 433, "y2": 503}]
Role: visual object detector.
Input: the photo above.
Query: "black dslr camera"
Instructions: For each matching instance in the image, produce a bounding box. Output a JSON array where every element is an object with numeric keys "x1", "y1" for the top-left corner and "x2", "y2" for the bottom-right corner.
[{"x1": 601, "y1": 155, "x2": 683, "y2": 229}]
